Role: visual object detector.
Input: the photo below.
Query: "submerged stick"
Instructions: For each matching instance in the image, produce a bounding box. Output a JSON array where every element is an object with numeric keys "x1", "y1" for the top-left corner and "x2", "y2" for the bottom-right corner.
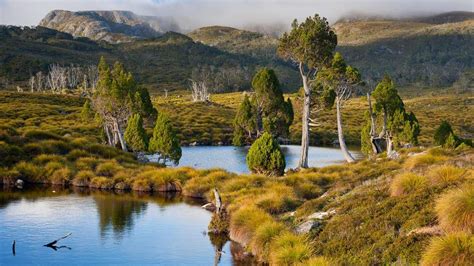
[
  {"x1": 12, "y1": 240, "x2": 15, "y2": 256},
  {"x1": 44, "y1": 233, "x2": 72, "y2": 247}
]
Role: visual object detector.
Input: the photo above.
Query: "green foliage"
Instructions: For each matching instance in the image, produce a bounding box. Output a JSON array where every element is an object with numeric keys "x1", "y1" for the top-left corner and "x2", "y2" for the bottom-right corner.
[
  {"x1": 420, "y1": 233, "x2": 474, "y2": 266},
  {"x1": 269, "y1": 232, "x2": 312, "y2": 265},
  {"x1": 232, "y1": 95, "x2": 256, "y2": 146},
  {"x1": 278, "y1": 14, "x2": 337, "y2": 70},
  {"x1": 360, "y1": 112, "x2": 373, "y2": 156},
  {"x1": 80, "y1": 100, "x2": 94, "y2": 121},
  {"x1": 124, "y1": 113, "x2": 148, "y2": 152},
  {"x1": 246, "y1": 132, "x2": 285, "y2": 176},
  {"x1": 434, "y1": 120, "x2": 454, "y2": 146},
  {"x1": 149, "y1": 113, "x2": 182, "y2": 165},
  {"x1": 444, "y1": 132, "x2": 458, "y2": 149}
]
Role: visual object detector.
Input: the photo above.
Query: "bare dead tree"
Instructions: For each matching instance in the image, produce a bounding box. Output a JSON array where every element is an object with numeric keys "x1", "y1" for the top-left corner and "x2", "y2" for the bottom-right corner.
[
  {"x1": 189, "y1": 79, "x2": 210, "y2": 102},
  {"x1": 35, "y1": 72, "x2": 45, "y2": 92},
  {"x1": 29, "y1": 76, "x2": 35, "y2": 92}
]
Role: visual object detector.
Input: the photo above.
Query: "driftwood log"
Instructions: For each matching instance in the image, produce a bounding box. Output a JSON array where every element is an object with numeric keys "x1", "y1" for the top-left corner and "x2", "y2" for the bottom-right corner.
[
  {"x1": 44, "y1": 233, "x2": 72, "y2": 250},
  {"x1": 12, "y1": 240, "x2": 15, "y2": 256}
]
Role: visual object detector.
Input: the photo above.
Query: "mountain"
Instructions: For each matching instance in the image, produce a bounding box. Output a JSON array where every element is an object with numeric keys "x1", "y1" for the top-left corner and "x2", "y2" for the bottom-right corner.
[
  {"x1": 0, "y1": 25, "x2": 299, "y2": 92},
  {"x1": 39, "y1": 10, "x2": 179, "y2": 43},
  {"x1": 334, "y1": 12, "x2": 474, "y2": 87}
]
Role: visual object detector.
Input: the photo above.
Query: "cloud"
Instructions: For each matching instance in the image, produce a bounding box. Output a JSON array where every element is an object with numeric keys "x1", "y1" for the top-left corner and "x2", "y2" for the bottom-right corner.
[{"x1": 1, "y1": 0, "x2": 472, "y2": 31}]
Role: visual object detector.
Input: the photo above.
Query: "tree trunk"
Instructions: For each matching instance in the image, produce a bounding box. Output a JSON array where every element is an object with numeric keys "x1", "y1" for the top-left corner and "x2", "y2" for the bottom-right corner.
[
  {"x1": 104, "y1": 124, "x2": 113, "y2": 146},
  {"x1": 367, "y1": 93, "x2": 379, "y2": 154},
  {"x1": 113, "y1": 119, "x2": 128, "y2": 152},
  {"x1": 336, "y1": 98, "x2": 355, "y2": 163},
  {"x1": 387, "y1": 133, "x2": 394, "y2": 154},
  {"x1": 299, "y1": 72, "x2": 310, "y2": 169}
]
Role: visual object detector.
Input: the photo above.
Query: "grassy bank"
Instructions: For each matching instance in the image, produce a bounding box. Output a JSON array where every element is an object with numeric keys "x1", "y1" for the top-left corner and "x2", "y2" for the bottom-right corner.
[
  {"x1": 1, "y1": 91, "x2": 473, "y2": 264},
  {"x1": 154, "y1": 88, "x2": 473, "y2": 146}
]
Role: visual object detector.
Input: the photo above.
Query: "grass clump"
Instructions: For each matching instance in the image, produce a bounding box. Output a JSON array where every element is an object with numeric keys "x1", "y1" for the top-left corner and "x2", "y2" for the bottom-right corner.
[
  {"x1": 269, "y1": 232, "x2": 312, "y2": 265},
  {"x1": 90, "y1": 176, "x2": 114, "y2": 190},
  {"x1": 390, "y1": 173, "x2": 429, "y2": 197},
  {"x1": 299, "y1": 257, "x2": 335, "y2": 266},
  {"x1": 404, "y1": 154, "x2": 445, "y2": 170},
  {"x1": 95, "y1": 160, "x2": 123, "y2": 177},
  {"x1": 428, "y1": 165, "x2": 466, "y2": 186},
  {"x1": 420, "y1": 233, "x2": 474, "y2": 266},
  {"x1": 72, "y1": 170, "x2": 96, "y2": 187},
  {"x1": 250, "y1": 221, "x2": 287, "y2": 262},
  {"x1": 50, "y1": 167, "x2": 73, "y2": 185},
  {"x1": 183, "y1": 170, "x2": 231, "y2": 198},
  {"x1": 255, "y1": 183, "x2": 299, "y2": 214},
  {"x1": 229, "y1": 206, "x2": 273, "y2": 245},
  {"x1": 435, "y1": 184, "x2": 474, "y2": 233},
  {"x1": 13, "y1": 161, "x2": 45, "y2": 183}
]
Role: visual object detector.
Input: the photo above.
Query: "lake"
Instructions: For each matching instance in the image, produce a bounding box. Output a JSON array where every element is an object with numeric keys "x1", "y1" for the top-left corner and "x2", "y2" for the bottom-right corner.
[
  {"x1": 0, "y1": 188, "x2": 253, "y2": 265},
  {"x1": 156, "y1": 145, "x2": 363, "y2": 173}
]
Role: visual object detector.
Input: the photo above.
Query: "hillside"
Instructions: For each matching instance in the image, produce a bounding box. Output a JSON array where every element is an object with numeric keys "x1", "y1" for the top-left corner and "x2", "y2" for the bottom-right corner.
[
  {"x1": 0, "y1": 26, "x2": 299, "y2": 92},
  {"x1": 39, "y1": 10, "x2": 178, "y2": 43}
]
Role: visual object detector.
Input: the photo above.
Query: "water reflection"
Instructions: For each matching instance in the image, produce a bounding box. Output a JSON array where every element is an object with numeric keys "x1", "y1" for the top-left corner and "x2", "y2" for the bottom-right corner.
[{"x1": 93, "y1": 194, "x2": 148, "y2": 239}]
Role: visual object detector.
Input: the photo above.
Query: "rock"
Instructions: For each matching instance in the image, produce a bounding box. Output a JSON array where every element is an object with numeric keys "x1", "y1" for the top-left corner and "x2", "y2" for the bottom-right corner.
[
  {"x1": 63, "y1": 133, "x2": 72, "y2": 138},
  {"x1": 202, "y1": 202, "x2": 216, "y2": 212},
  {"x1": 307, "y1": 210, "x2": 336, "y2": 220},
  {"x1": 296, "y1": 220, "x2": 320, "y2": 234},
  {"x1": 15, "y1": 179, "x2": 24, "y2": 188},
  {"x1": 217, "y1": 141, "x2": 224, "y2": 146},
  {"x1": 387, "y1": 150, "x2": 400, "y2": 160},
  {"x1": 189, "y1": 141, "x2": 198, "y2": 146}
]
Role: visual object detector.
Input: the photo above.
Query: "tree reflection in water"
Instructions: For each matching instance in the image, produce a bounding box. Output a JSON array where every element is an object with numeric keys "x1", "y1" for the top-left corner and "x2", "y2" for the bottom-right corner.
[{"x1": 93, "y1": 192, "x2": 148, "y2": 239}]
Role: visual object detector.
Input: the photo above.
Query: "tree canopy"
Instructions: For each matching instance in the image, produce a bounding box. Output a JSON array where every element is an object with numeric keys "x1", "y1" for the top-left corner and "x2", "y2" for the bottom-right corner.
[
  {"x1": 124, "y1": 113, "x2": 148, "y2": 152},
  {"x1": 149, "y1": 113, "x2": 182, "y2": 165}
]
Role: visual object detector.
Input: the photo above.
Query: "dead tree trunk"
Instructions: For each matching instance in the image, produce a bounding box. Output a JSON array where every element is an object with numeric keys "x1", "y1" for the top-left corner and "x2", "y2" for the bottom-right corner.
[
  {"x1": 336, "y1": 98, "x2": 355, "y2": 163},
  {"x1": 299, "y1": 63, "x2": 311, "y2": 169}
]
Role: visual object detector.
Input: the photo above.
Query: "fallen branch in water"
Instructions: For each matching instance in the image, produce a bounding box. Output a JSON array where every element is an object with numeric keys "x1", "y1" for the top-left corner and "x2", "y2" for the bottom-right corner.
[
  {"x1": 12, "y1": 240, "x2": 15, "y2": 256},
  {"x1": 44, "y1": 233, "x2": 72, "y2": 248}
]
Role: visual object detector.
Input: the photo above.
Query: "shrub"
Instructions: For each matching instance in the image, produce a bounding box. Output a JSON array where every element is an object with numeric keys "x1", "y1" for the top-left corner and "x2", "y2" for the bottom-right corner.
[
  {"x1": 50, "y1": 167, "x2": 72, "y2": 185},
  {"x1": 13, "y1": 161, "x2": 45, "y2": 183},
  {"x1": 250, "y1": 221, "x2": 287, "y2": 261},
  {"x1": 246, "y1": 132, "x2": 285, "y2": 176},
  {"x1": 73, "y1": 170, "x2": 96, "y2": 187},
  {"x1": 428, "y1": 165, "x2": 466, "y2": 186},
  {"x1": 96, "y1": 160, "x2": 123, "y2": 177},
  {"x1": 269, "y1": 232, "x2": 312, "y2": 265},
  {"x1": 132, "y1": 178, "x2": 152, "y2": 192},
  {"x1": 33, "y1": 154, "x2": 65, "y2": 164},
  {"x1": 433, "y1": 121, "x2": 453, "y2": 146},
  {"x1": 420, "y1": 233, "x2": 474, "y2": 266},
  {"x1": 0, "y1": 141, "x2": 23, "y2": 167},
  {"x1": 435, "y1": 184, "x2": 474, "y2": 233},
  {"x1": 124, "y1": 113, "x2": 148, "y2": 152},
  {"x1": 390, "y1": 173, "x2": 428, "y2": 196},
  {"x1": 44, "y1": 161, "x2": 65, "y2": 176},
  {"x1": 256, "y1": 184, "x2": 299, "y2": 214},
  {"x1": 80, "y1": 100, "x2": 94, "y2": 121},
  {"x1": 149, "y1": 113, "x2": 182, "y2": 165}
]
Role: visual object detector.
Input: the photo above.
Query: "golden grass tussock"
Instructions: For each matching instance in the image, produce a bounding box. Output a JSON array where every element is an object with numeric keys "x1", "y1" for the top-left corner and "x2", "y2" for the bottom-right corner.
[
  {"x1": 72, "y1": 170, "x2": 96, "y2": 187},
  {"x1": 75, "y1": 157, "x2": 100, "y2": 171},
  {"x1": 249, "y1": 221, "x2": 287, "y2": 262},
  {"x1": 298, "y1": 256, "x2": 335, "y2": 266},
  {"x1": 390, "y1": 173, "x2": 429, "y2": 196},
  {"x1": 95, "y1": 160, "x2": 123, "y2": 177},
  {"x1": 90, "y1": 176, "x2": 114, "y2": 190},
  {"x1": 428, "y1": 165, "x2": 466, "y2": 186},
  {"x1": 435, "y1": 184, "x2": 474, "y2": 233},
  {"x1": 13, "y1": 161, "x2": 45, "y2": 183},
  {"x1": 269, "y1": 232, "x2": 313, "y2": 265},
  {"x1": 182, "y1": 170, "x2": 232, "y2": 198},
  {"x1": 404, "y1": 154, "x2": 446, "y2": 170},
  {"x1": 229, "y1": 206, "x2": 273, "y2": 246},
  {"x1": 33, "y1": 154, "x2": 66, "y2": 164},
  {"x1": 50, "y1": 167, "x2": 73, "y2": 185},
  {"x1": 420, "y1": 233, "x2": 474, "y2": 266},
  {"x1": 255, "y1": 183, "x2": 299, "y2": 214}
]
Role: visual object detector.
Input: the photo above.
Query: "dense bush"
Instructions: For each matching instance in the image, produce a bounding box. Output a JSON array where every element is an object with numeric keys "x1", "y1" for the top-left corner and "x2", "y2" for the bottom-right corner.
[
  {"x1": 246, "y1": 132, "x2": 285, "y2": 176},
  {"x1": 124, "y1": 113, "x2": 148, "y2": 152}
]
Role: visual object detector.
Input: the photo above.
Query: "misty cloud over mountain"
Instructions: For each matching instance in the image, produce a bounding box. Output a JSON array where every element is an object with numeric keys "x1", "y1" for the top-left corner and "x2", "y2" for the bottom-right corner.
[{"x1": 1, "y1": 0, "x2": 472, "y2": 33}]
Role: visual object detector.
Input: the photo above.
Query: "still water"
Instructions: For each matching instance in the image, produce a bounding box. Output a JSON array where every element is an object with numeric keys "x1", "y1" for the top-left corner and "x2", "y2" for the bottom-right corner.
[
  {"x1": 0, "y1": 188, "x2": 251, "y2": 265},
  {"x1": 173, "y1": 145, "x2": 362, "y2": 173}
]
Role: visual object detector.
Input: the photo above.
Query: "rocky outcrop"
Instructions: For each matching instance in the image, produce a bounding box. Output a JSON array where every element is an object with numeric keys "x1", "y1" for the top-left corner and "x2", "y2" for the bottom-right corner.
[{"x1": 39, "y1": 10, "x2": 179, "y2": 43}]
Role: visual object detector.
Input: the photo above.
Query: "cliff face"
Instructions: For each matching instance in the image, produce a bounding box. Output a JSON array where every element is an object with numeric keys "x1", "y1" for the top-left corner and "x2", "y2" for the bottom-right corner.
[{"x1": 39, "y1": 10, "x2": 178, "y2": 43}]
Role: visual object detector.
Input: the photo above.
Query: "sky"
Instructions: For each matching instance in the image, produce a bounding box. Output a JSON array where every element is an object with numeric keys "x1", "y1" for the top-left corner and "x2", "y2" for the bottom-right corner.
[{"x1": 0, "y1": 0, "x2": 472, "y2": 31}]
